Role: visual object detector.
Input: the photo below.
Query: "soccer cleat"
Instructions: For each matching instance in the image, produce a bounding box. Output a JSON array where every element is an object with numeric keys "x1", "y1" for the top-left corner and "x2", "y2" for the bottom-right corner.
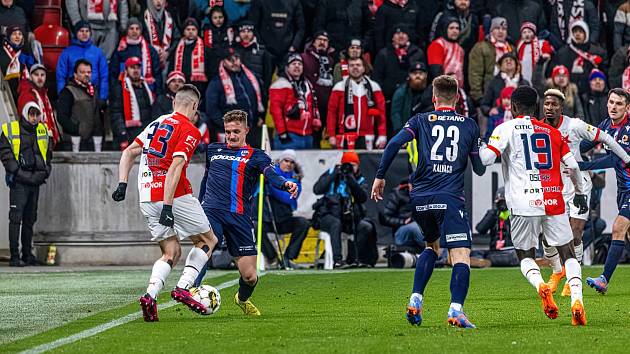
[
  {"x1": 571, "y1": 300, "x2": 587, "y2": 326},
  {"x1": 537, "y1": 283, "x2": 559, "y2": 319},
  {"x1": 171, "y1": 287, "x2": 207, "y2": 315},
  {"x1": 586, "y1": 275, "x2": 608, "y2": 294},
  {"x1": 406, "y1": 296, "x2": 423, "y2": 326},
  {"x1": 561, "y1": 282, "x2": 571, "y2": 297},
  {"x1": 547, "y1": 268, "x2": 566, "y2": 294},
  {"x1": 139, "y1": 294, "x2": 159, "y2": 322},
  {"x1": 447, "y1": 308, "x2": 476, "y2": 329},
  {"x1": 234, "y1": 293, "x2": 261, "y2": 316}
]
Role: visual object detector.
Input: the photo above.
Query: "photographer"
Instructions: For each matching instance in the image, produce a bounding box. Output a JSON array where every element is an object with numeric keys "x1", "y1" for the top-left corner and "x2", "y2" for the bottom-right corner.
[
  {"x1": 313, "y1": 151, "x2": 377, "y2": 268},
  {"x1": 475, "y1": 188, "x2": 518, "y2": 266}
]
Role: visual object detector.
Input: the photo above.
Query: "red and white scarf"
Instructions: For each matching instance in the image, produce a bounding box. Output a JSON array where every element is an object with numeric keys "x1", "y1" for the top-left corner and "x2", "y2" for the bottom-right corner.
[
  {"x1": 557, "y1": 0, "x2": 584, "y2": 42},
  {"x1": 121, "y1": 73, "x2": 154, "y2": 128},
  {"x1": 174, "y1": 37, "x2": 207, "y2": 82},
  {"x1": 144, "y1": 9, "x2": 172, "y2": 53},
  {"x1": 33, "y1": 88, "x2": 59, "y2": 144},
  {"x1": 394, "y1": 42, "x2": 409, "y2": 64},
  {"x1": 74, "y1": 78, "x2": 95, "y2": 97},
  {"x1": 435, "y1": 38, "x2": 464, "y2": 86},
  {"x1": 389, "y1": 0, "x2": 408, "y2": 7},
  {"x1": 218, "y1": 63, "x2": 264, "y2": 113},
  {"x1": 117, "y1": 36, "x2": 155, "y2": 84},
  {"x1": 517, "y1": 37, "x2": 541, "y2": 67},
  {"x1": 87, "y1": 0, "x2": 118, "y2": 21},
  {"x1": 569, "y1": 43, "x2": 602, "y2": 74},
  {"x1": 340, "y1": 59, "x2": 349, "y2": 79},
  {"x1": 490, "y1": 35, "x2": 511, "y2": 75},
  {"x1": 2, "y1": 41, "x2": 20, "y2": 80}
]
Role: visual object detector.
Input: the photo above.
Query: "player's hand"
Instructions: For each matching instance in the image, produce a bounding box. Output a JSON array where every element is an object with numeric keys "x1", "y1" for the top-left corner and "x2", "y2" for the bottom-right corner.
[
  {"x1": 111, "y1": 182, "x2": 127, "y2": 202},
  {"x1": 159, "y1": 205, "x2": 175, "y2": 227},
  {"x1": 284, "y1": 181, "x2": 298, "y2": 199},
  {"x1": 573, "y1": 194, "x2": 588, "y2": 215},
  {"x1": 371, "y1": 178, "x2": 385, "y2": 202}
]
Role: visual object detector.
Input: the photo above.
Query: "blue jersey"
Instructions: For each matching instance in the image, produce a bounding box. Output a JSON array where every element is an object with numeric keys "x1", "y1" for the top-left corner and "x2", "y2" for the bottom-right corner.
[{"x1": 201, "y1": 143, "x2": 286, "y2": 216}]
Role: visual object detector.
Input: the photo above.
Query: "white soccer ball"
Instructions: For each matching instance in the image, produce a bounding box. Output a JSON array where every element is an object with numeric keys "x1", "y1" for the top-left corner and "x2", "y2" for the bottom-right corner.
[{"x1": 191, "y1": 285, "x2": 221, "y2": 315}]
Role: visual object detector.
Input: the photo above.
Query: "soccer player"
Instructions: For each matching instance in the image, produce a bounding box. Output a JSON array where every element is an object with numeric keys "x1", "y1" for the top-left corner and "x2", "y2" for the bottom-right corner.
[
  {"x1": 479, "y1": 86, "x2": 587, "y2": 326},
  {"x1": 372, "y1": 75, "x2": 486, "y2": 328},
  {"x1": 538, "y1": 89, "x2": 630, "y2": 296},
  {"x1": 196, "y1": 110, "x2": 298, "y2": 316},
  {"x1": 112, "y1": 85, "x2": 219, "y2": 322},
  {"x1": 578, "y1": 88, "x2": 630, "y2": 294}
]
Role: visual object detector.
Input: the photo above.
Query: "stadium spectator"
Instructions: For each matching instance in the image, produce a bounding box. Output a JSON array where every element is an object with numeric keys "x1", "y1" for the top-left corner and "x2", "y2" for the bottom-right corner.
[
  {"x1": 143, "y1": 0, "x2": 179, "y2": 70},
  {"x1": 152, "y1": 70, "x2": 185, "y2": 119},
  {"x1": 380, "y1": 180, "x2": 424, "y2": 249},
  {"x1": 0, "y1": 0, "x2": 29, "y2": 34},
  {"x1": 205, "y1": 49, "x2": 264, "y2": 146},
  {"x1": 168, "y1": 18, "x2": 213, "y2": 95},
  {"x1": 475, "y1": 187, "x2": 518, "y2": 266},
  {"x1": 373, "y1": 27, "x2": 425, "y2": 104},
  {"x1": 391, "y1": 61, "x2": 428, "y2": 133},
  {"x1": 550, "y1": 0, "x2": 600, "y2": 45},
  {"x1": 269, "y1": 53, "x2": 321, "y2": 150},
  {"x1": 430, "y1": 0, "x2": 479, "y2": 54},
  {"x1": 532, "y1": 63, "x2": 584, "y2": 119},
  {"x1": 552, "y1": 20, "x2": 606, "y2": 95},
  {"x1": 313, "y1": 151, "x2": 377, "y2": 268},
  {"x1": 0, "y1": 25, "x2": 33, "y2": 102},
  {"x1": 249, "y1": 0, "x2": 304, "y2": 69},
  {"x1": 516, "y1": 22, "x2": 553, "y2": 84},
  {"x1": 333, "y1": 39, "x2": 371, "y2": 85},
  {"x1": 608, "y1": 43, "x2": 630, "y2": 90},
  {"x1": 56, "y1": 21, "x2": 109, "y2": 101},
  {"x1": 485, "y1": 86, "x2": 514, "y2": 141},
  {"x1": 614, "y1": 1, "x2": 630, "y2": 52},
  {"x1": 328, "y1": 57, "x2": 387, "y2": 150},
  {"x1": 66, "y1": 0, "x2": 129, "y2": 59},
  {"x1": 232, "y1": 21, "x2": 273, "y2": 91},
  {"x1": 57, "y1": 60, "x2": 103, "y2": 152},
  {"x1": 468, "y1": 17, "x2": 513, "y2": 104},
  {"x1": 492, "y1": 0, "x2": 546, "y2": 43},
  {"x1": 200, "y1": 4, "x2": 233, "y2": 50},
  {"x1": 427, "y1": 17, "x2": 464, "y2": 85},
  {"x1": 0, "y1": 102, "x2": 52, "y2": 267},
  {"x1": 581, "y1": 69, "x2": 609, "y2": 127},
  {"x1": 258, "y1": 149, "x2": 310, "y2": 269},
  {"x1": 302, "y1": 30, "x2": 335, "y2": 139},
  {"x1": 110, "y1": 17, "x2": 161, "y2": 93},
  {"x1": 17, "y1": 64, "x2": 60, "y2": 148},
  {"x1": 373, "y1": 0, "x2": 420, "y2": 54},
  {"x1": 480, "y1": 52, "x2": 530, "y2": 118},
  {"x1": 313, "y1": 0, "x2": 373, "y2": 53},
  {"x1": 110, "y1": 57, "x2": 155, "y2": 149}
]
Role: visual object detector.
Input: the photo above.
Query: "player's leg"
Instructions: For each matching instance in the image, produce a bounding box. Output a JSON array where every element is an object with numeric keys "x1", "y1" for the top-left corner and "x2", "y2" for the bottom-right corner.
[
  {"x1": 175, "y1": 231, "x2": 218, "y2": 290},
  {"x1": 234, "y1": 255, "x2": 261, "y2": 316},
  {"x1": 587, "y1": 214, "x2": 630, "y2": 294},
  {"x1": 542, "y1": 240, "x2": 564, "y2": 294},
  {"x1": 570, "y1": 218, "x2": 586, "y2": 262},
  {"x1": 225, "y1": 215, "x2": 261, "y2": 316}
]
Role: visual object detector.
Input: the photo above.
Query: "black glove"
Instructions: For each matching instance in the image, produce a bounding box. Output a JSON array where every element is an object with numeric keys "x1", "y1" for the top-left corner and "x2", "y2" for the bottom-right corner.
[
  {"x1": 279, "y1": 133, "x2": 292, "y2": 144},
  {"x1": 286, "y1": 104, "x2": 300, "y2": 119},
  {"x1": 573, "y1": 194, "x2": 588, "y2": 215},
  {"x1": 159, "y1": 204, "x2": 175, "y2": 227},
  {"x1": 111, "y1": 182, "x2": 127, "y2": 201}
]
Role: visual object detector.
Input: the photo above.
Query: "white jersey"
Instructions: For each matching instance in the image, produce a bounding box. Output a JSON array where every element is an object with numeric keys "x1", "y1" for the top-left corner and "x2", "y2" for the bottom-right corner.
[
  {"x1": 487, "y1": 116, "x2": 573, "y2": 216},
  {"x1": 554, "y1": 116, "x2": 596, "y2": 199}
]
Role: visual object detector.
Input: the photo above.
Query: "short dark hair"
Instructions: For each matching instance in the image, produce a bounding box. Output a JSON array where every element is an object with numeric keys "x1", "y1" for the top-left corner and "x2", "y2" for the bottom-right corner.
[
  {"x1": 608, "y1": 88, "x2": 630, "y2": 104},
  {"x1": 511, "y1": 85, "x2": 538, "y2": 116},
  {"x1": 224, "y1": 109, "x2": 248, "y2": 125},
  {"x1": 179, "y1": 84, "x2": 200, "y2": 100},
  {"x1": 432, "y1": 75, "x2": 458, "y2": 101},
  {"x1": 73, "y1": 59, "x2": 92, "y2": 73}
]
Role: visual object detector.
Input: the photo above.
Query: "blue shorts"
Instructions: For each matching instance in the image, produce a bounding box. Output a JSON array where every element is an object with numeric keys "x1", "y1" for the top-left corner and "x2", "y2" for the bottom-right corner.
[
  {"x1": 410, "y1": 194, "x2": 472, "y2": 249},
  {"x1": 617, "y1": 191, "x2": 630, "y2": 220},
  {"x1": 204, "y1": 208, "x2": 257, "y2": 257}
]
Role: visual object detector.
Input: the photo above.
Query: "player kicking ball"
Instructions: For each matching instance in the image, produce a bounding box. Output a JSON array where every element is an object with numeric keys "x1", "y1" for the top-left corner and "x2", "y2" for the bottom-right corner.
[
  {"x1": 112, "y1": 85, "x2": 219, "y2": 321},
  {"x1": 195, "y1": 110, "x2": 297, "y2": 316},
  {"x1": 372, "y1": 75, "x2": 486, "y2": 328},
  {"x1": 479, "y1": 86, "x2": 587, "y2": 326}
]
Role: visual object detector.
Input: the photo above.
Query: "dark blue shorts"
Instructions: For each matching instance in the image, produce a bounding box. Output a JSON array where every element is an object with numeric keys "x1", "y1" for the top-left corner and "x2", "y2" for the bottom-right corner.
[
  {"x1": 617, "y1": 192, "x2": 630, "y2": 220},
  {"x1": 410, "y1": 194, "x2": 472, "y2": 249},
  {"x1": 204, "y1": 208, "x2": 257, "y2": 257}
]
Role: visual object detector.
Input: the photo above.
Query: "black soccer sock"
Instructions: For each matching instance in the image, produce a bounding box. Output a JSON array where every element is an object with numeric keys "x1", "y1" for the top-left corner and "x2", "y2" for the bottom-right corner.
[{"x1": 238, "y1": 277, "x2": 258, "y2": 302}]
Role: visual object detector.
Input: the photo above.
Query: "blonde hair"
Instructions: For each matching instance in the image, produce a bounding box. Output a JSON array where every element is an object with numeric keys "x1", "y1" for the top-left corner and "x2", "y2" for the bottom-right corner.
[
  {"x1": 223, "y1": 110, "x2": 248, "y2": 126},
  {"x1": 432, "y1": 75, "x2": 458, "y2": 101}
]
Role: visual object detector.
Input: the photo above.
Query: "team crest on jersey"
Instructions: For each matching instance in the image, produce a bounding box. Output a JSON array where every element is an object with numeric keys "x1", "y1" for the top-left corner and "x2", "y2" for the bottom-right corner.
[
  {"x1": 623, "y1": 135, "x2": 629, "y2": 143},
  {"x1": 428, "y1": 114, "x2": 438, "y2": 122},
  {"x1": 240, "y1": 150, "x2": 250, "y2": 156}
]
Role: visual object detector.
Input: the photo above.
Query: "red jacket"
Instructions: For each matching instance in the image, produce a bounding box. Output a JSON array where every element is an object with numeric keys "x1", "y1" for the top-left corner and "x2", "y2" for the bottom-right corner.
[
  {"x1": 269, "y1": 76, "x2": 319, "y2": 136},
  {"x1": 327, "y1": 77, "x2": 386, "y2": 138},
  {"x1": 17, "y1": 78, "x2": 60, "y2": 145}
]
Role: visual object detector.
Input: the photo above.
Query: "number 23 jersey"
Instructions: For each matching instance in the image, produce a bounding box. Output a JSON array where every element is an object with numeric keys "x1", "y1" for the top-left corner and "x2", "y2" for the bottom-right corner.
[
  {"x1": 487, "y1": 116, "x2": 572, "y2": 216},
  {"x1": 135, "y1": 112, "x2": 201, "y2": 202}
]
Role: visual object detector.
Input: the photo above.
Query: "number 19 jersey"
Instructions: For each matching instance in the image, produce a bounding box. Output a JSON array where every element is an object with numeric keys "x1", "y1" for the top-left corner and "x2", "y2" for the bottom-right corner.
[
  {"x1": 487, "y1": 116, "x2": 572, "y2": 216},
  {"x1": 403, "y1": 107, "x2": 481, "y2": 198}
]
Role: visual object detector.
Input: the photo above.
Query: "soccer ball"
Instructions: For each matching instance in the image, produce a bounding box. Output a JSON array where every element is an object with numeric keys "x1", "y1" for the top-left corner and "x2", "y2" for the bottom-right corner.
[{"x1": 191, "y1": 285, "x2": 221, "y2": 315}]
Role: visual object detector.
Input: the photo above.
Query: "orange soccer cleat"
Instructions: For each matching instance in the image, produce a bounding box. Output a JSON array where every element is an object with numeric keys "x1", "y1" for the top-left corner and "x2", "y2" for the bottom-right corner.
[
  {"x1": 538, "y1": 283, "x2": 559, "y2": 319},
  {"x1": 561, "y1": 282, "x2": 571, "y2": 297},
  {"x1": 571, "y1": 300, "x2": 587, "y2": 326},
  {"x1": 547, "y1": 267, "x2": 566, "y2": 294}
]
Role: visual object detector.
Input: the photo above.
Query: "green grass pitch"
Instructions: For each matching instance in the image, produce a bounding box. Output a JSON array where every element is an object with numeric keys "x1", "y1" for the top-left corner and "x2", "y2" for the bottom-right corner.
[{"x1": 1, "y1": 266, "x2": 629, "y2": 353}]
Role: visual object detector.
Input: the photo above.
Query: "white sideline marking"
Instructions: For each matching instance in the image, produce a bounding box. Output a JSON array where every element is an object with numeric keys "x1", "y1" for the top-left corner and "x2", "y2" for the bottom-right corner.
[{"x1": 20, "y1": 277, "x2": 245, "y2": 354}]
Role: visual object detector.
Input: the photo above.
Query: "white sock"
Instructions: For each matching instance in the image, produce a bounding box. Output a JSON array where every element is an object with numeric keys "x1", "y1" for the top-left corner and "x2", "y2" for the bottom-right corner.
[
  {"x1": 574, "y1": 243, "x2": 584, "y2": 264},
  {"x1": 92, "y1": 136, "x2": 102, "y2": 152},
  {"x1": 520, "y1": 258, "x2": 544, "y2": 291},
  {"x1": 564, "y1": 258, "x2": 583, "y2": 306},
  {"x1": 450, "y1": 302, "x2": 462, "y2": 311},
  {"x1": 176, "y1": 247, "x2": 209, "y2": 289},
  {"x1": 146, "y1": 260, "x2": 171, "y2": 299},
  {"x1": 543, "y1": 244, "x2": 563, "y2": 273},
  {"x1": 411, "y1": 292, "x2": 423, "y2": 302},
  {"x1": 71, "y1": 136, "x2": 81, "y2": 153}
]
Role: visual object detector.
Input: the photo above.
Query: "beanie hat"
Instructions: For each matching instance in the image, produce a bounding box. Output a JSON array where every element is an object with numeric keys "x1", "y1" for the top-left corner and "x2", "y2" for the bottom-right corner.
[
  {"x1": 278, "y1": 149, "x2": 297, "y2": 163},
  {"x1": 74, "y1": 20, "x2": 91, "y2": 34},
  {"x1": 286, "y1": 52, "x2": 303, "y2": 65},
  {"x1": 520, "y1": 21, "x2": 537, "y2": 34},
  {"x1": 183, "y1": 17, "x2": 199, "y2": 30},
  {"x1": 589, "y1": 68, "x2": 606, "y2": 82},
  {"x1": 569, "y1": 20, "x2": 590, "y2": 43},
  {"x1": 29, "y1": 63, "x2": 46, "y2": 75},
  {"x1": 490, "y1": 17, "x2": 507, "y2": 32},
  {"x1": 128, "y1": 17, "x2": 143, "y2": 31},
  {"x1": 551, "y1": 65, "x2": 570, "y2": 79},
  {"x1": 167, "y1": 70, "x2": 186, "y2": 84},
  {"x1": 341, "y1": 151, "x2": 360, "y2": 165}
]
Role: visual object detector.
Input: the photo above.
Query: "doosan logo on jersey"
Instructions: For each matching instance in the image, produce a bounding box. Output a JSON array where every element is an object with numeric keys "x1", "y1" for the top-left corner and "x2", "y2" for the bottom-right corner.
[
  {"x1": 529, "y1": 199, "x2": 558, "y2": 207},
  {"x1": 211, "y1": 155, "x2": 250, "y2": 163}
]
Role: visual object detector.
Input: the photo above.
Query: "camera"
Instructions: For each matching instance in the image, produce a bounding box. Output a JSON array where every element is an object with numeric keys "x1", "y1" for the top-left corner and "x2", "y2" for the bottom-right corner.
[{"x1": 340, "y1": 163, "x2": 353, "y2": 175}]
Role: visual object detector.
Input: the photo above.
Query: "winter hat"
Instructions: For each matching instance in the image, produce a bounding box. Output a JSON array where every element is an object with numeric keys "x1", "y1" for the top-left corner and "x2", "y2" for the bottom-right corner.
[
  {"x1": 279, "y1": 149, "x2": 297, "y2": 163},
  {"x1": 29, "y1": 63, "x2": 46, "y2": 75},
  {"x1": 569, "y1": 20, "x2": 590, "y2": 43},
  {"x1": 341, "y1": 151, "x2": 360, "y2": 165},
  {"x1": 238, "y1": 20, "x2": 255, "y2": 32},
  {"x1": 589, "y1": 68, "x2": 606, "y2": 82},
  {"x1": 125, "y1": 56, "x2": 142, "y2": 68},
  {"x1": 551, "y1": 65, "x2": 570, "y2": 79},
  {"x1": 408, "y1": 61, "x2": 427, "y2": 73},
  {"x1": 5, "y1": 25, "x2": 22, "y2": 38},
  {"x1": 217, "y1": 47, "x2": 239, "y2": 61},
  {"x1": 73, "y1": 20, "x2": 91, "y2": 34},
  {"x1": 520, "y1": 22, "x2": 537, "y2": 34},
  {"x1": 497, "y1": 52, "x2": 518, "y2": 66},
  {"x1": 348, "y1": 38, "x2": 363, "y2": 48},
  {"x1": 21, "y1": 101, "x2": 41, "y2": 121},
  {"x1": 167, "y1": 70, "x2": 186, "y2": 84},
  {"x1": 544, "y1": 88, "x2": 566, "y2": 101},
  {"x1": 499, "y1": 86, "x2": 515, "y2": 101},
  {"x1": 183, "y1": 17, "x2": 199, "y2": 31},
  {"x1": 490, "y1": 17, "x2": 507, "y2": 32},
  {"x1": 313, "y1": 30, "x2": 329, "y2": 40},
  {"x1": 128, "y1": 17, "x2": 143, "y2": 31},
  {"x1": 392, "y1": 26, "x2": 409, "y2": 35}
]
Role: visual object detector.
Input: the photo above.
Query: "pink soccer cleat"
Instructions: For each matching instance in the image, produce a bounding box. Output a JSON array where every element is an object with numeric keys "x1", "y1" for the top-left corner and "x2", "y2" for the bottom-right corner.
[
  {"x1": 171, "y1": 287, "x2": 208, "y2": 315},
  {"x1": 139, "y1": 294, "x2": 159, "y2": 322}
]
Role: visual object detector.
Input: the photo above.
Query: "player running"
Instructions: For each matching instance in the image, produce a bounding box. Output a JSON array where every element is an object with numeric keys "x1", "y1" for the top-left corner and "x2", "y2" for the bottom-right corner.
[
  {"x1": 372, "y1": 75, "x2": 486, "y2": 328},
  {"x1": 195, "y1": 110, "x2": 297, "y2": 316},
  {"x1": 578, "y1": 88, "x2": 630, "y2": 294},
  {"x1": 479, "y1": 86, "x2": 587, "y2": 326},
  {"x1": 538, "y1": 89, "x2": 630, "y2": 296},
  {"x1": 112, "y1": 85, "x2": 219, "y2": 321}
]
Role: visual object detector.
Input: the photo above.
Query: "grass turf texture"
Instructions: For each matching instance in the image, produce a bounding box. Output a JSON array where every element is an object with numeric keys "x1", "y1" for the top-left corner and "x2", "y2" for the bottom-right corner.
[{"x1": 2, "y1": 266, "x2": 630, "y2": 353}]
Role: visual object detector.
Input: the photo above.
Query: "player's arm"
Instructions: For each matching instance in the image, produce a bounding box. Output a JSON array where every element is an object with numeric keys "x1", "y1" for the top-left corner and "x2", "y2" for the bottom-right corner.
[
  {"x1": 112, "y1": 141, "x2": 143, "y2": 202},
  {"x1": 562, "y1": 151, "x2": 586, "y2": 195},
  {"x1": 263, "y1": 166, "x2": 298, "y2": 198},
  {"x1": 579, "y1": 120, "x2": 608, "y2": 154},
  {"x1": 578, "y1": 154, "x2": 616, "y2": 171},
  {"x1": 372, "y1": 128, "x2": 414, "y2": 201},
  {"x1": 592, "y1": 130, "x2": 630, "y2": 163},
  {"x1": 468, "y1": 124, "x2": 486, "y2": 176},
  {"x1": 479, "y1": 124, "x2": 507, "y2": 166}
]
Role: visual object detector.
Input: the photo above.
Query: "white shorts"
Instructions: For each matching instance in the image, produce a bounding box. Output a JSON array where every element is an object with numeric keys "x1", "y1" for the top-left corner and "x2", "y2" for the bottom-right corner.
[
  {"x1": 140, "y1": 194, "x2": 211, "y2": 242},
  {"x1": 510, "y1": 214, "x2": 573, "y2": 250},
  {"x1": 564, "y1": 190, "x2": 592, "y2": 221}
]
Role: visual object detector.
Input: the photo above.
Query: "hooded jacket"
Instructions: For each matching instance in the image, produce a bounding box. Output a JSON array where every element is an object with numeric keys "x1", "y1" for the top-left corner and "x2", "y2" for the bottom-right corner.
[{"x1": 56, "y1": 38, "x2": 109, "y2": 100}]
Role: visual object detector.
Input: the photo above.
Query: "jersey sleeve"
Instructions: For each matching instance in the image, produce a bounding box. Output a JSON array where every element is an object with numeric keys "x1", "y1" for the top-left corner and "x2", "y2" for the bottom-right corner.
[
  {"x1": 469, "y1": 121, "x2": 481, "y2": 156},
  {"x1": 572, "y1": 119, "x2": 600, "y2": 142},
  {"x1": 486, "y1": 121, "x2": 510, "y2": 157},
  {"x1": 172, "y1": 125, "x2": 201, "y2": 161},
  {"x1": 402, "y1": 115, "x2": 421, "y2": 140},
  {"x1": 255, "y1": 151, "x2": 286, "y2": 189}
]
